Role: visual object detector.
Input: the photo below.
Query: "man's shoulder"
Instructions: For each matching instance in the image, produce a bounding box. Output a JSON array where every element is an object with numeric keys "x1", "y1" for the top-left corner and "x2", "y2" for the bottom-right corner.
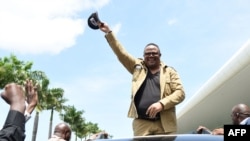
[
  {"x1": 163, "y1": 65, "x2": 177, "y2": 72},
  {"x1": 48, "y1": 135, "x2": 66, "y2": 141},
  {"x1": 245, "y1": 117, "x2": 250, "y2": 125},
  {"x1": 160, "y1": 62, "x2": 175, "y2": 70}
]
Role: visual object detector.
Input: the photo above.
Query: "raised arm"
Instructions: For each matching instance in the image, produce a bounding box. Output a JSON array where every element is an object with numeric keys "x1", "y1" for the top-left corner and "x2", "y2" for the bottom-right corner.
[
  {"x1": 24, "y1": 79, "x2": 38, "y2": 122},
  {"x1": 0, "y1": 83, "x2": 26, "y2": 140}
]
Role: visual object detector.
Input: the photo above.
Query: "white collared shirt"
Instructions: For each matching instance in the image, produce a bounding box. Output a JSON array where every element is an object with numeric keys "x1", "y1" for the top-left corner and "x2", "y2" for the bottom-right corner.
[
  {"x1": 48, "y1": 135, "x2": 66, "y2": 141},
  {"x1": 240, "y1": 117, "x2": 250, "y2": 125}
]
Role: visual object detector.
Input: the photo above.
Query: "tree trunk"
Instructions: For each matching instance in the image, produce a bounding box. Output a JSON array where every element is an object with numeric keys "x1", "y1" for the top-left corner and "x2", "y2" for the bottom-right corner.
[
  {"x1": 32, "y1": 111, "x2": 40, "y2": 141},
  {"x1": 48, "y1": 108, "x2": 54, "y2": 139},
  {"x1": 75, "y1": 131, "x2": 77, "y2": 141}
]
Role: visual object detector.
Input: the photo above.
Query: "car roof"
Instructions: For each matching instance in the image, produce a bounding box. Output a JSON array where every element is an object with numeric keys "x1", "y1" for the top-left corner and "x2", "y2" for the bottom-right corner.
[{"x1": 94, "y1": 134, "x2": 223, "y2": 141}]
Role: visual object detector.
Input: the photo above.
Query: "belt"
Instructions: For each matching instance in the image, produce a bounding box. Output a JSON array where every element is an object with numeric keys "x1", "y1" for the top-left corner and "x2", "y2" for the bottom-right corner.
[{"x1": 137, "y1": 115, "x2": 160, "y2": 121}]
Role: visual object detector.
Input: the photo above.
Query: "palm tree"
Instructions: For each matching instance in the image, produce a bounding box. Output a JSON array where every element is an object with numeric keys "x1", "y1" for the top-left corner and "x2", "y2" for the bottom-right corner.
[
  {"x1": 60, "y1": 105, "x2": 84, "y2": 141},
  {"x1": 85, "y1": 122, "x2": 100, "y2": 139},
  {"x1": 30, "y1": 71, "x2": 50, "y2": 141},
  {"x1": 75, "y1": 118, "x2": 86, "y2": 141},
  {"x1": 0, "y1": 54, "x2": 33, "y2": 88},
  {"x1": 46, "y1": 88, "x2": 68, "y2": 139},
  {"x1": 75, "y1": 121, "x2": 102, "y2": 141}
]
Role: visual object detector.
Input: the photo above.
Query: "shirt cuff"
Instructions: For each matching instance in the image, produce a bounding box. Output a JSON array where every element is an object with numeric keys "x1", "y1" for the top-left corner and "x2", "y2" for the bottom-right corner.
[{"x1": 24, "y1": 111, "x2": 31, "y2": 122}]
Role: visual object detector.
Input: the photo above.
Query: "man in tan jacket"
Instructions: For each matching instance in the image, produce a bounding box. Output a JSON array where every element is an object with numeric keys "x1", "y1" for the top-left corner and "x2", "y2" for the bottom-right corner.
[{"x1": 97, "y1": 21, "x2": 185, "y2": 136}]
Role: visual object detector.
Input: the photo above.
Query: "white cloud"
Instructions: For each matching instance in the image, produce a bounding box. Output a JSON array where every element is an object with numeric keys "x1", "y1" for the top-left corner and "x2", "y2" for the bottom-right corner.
[{"x1": 0, "y1": 0, "x2": 110, "y2": 55}]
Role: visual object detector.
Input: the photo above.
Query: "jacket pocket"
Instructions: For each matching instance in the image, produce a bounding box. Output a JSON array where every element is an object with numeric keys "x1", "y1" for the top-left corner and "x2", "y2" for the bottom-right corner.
[{"x1": 163, "y1": 76, "x2": 172, "y2": 96}]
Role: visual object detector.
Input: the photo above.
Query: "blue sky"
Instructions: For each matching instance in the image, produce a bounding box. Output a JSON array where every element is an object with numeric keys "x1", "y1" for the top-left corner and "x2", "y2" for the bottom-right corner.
[{"x1": 0, "y1": 0, "x2": 250, "y2": 140}]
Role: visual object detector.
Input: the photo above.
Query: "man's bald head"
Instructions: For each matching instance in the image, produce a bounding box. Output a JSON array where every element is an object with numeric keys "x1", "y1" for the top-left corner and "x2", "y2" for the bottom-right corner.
[
  {"x1": 231, "y1": 103, "x2": 250, "y2": 125},
  {"x1": 232, "y1": 103, "x2": 250, "y2": 114},
  {"x1": 54, "y1": 122, "x2": 71, "y2": 141}
]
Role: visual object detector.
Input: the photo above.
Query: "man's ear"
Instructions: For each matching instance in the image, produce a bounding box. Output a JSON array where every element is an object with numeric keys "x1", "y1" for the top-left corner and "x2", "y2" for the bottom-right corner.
[
  {"x1": 65, "y1": 131, "x2": 71, "y2": 141},
  {"x1": 236, "y1": 113, "x2": 239, "y2": 117}
]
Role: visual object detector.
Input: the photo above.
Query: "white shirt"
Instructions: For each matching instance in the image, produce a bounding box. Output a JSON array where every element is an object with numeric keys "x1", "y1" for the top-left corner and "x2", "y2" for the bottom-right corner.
[
  {"x1": 48, "y1": 135, "x2": 66, "y2": 141},
  {"x1": 240, "y1": 117, "x2": 250, "y2": 125}
]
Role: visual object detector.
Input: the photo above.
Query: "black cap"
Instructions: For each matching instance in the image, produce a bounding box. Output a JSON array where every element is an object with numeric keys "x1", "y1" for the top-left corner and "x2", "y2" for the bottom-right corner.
[{"x1": 87, "y1": 12, "x2": 102, "y2": 30}]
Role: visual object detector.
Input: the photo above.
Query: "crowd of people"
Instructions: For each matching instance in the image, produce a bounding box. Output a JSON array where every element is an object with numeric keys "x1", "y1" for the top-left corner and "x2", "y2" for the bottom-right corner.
[
  {"x1": 0, "y1": 80, "x2": 249, "y2": 141},
  {"x1": 0, "y1": 81, "x2": 71, "y2": 141},
  {"x1": 0, "y1": 13, "x2": 249, "y2": 141}
]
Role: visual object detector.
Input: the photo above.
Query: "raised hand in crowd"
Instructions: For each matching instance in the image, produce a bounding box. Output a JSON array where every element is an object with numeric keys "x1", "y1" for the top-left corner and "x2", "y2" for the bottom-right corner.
[{"x1": 24, "y1": 80, "x2": 38, "y2": 122}]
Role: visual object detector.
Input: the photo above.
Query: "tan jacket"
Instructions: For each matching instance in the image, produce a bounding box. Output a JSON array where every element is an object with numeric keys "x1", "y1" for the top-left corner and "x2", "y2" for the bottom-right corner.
[{"x1": 105, "y1": 32, "x2": 185, "y2": 133}]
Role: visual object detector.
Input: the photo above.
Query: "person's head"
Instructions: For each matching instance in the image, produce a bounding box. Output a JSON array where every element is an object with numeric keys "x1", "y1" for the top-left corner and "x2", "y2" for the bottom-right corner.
[
  {"x1": 231, "y1": 103, "x2": 250, "y2": 125},
  {"x1": 143, "y1": 43, "x2": 161, "y2": 70},
  {"x1": 53, "y1": 122, "x2": 71, "y2": 141}
]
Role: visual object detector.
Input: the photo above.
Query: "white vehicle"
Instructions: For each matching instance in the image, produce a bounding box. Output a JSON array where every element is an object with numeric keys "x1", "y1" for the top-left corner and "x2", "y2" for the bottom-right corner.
[{"x1": 177, "y1": 40, "x2": 250, "y2": 134}]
